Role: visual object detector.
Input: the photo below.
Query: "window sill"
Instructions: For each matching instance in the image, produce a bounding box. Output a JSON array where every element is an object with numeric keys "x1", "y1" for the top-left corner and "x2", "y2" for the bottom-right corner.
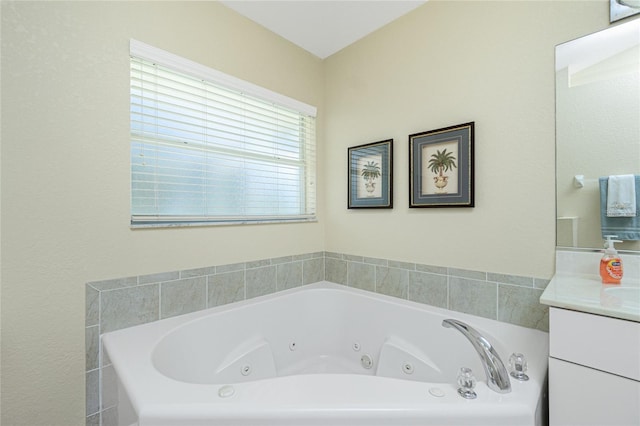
[{"x1": 130, "y1": 217, "x2": 318, "y2": 229}]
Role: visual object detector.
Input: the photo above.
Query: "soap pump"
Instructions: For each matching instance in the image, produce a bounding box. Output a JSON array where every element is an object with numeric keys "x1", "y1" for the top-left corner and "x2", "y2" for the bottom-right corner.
[{"x1": 600, "y1": 235, "x2": 623, "y2": 284}]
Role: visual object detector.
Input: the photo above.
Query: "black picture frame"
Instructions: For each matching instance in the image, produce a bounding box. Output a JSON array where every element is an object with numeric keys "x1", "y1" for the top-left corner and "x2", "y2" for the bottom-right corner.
[
  {"x1": 409, "y1": 122, "x2": 474, "y2": 208},
  {"x1": 348, "y1": 139, "x2": 393, "y2": 209}
]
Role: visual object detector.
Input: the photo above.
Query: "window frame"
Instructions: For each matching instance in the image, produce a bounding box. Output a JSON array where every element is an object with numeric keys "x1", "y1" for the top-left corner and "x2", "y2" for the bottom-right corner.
[{"x1": 129, "y1": 40, "x2": 317, "y2": 228}]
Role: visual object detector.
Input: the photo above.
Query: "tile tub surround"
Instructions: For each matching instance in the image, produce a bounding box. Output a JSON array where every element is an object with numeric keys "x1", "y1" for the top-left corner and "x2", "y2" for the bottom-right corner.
[
  {"x1": 323, "y1": 252, "x2": 550, "y2": 330},
  {"x1": 85, "y1": 251, "x2": 549, "y2": 425}
]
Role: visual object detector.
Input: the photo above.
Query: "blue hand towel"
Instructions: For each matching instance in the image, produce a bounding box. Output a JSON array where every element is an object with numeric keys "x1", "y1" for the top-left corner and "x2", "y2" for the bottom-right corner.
[{"x1": 600, "y1": 175, "x2": 640, "y2": 240}]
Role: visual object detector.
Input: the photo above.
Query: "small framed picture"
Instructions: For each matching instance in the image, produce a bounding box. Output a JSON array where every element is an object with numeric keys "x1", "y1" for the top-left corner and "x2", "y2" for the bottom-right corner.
[
  {"x1": 348, "y1": 139, "x2": 393, "y2": 209},
  {"x1": 409, "y1": 122, "x2": 474, "y2": 208}
]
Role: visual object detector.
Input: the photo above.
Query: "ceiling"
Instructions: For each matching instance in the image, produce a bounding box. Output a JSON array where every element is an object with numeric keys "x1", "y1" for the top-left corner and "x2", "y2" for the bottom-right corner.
[{"x1": 219, "y1": 1, "x2": 427, "y2": 59}]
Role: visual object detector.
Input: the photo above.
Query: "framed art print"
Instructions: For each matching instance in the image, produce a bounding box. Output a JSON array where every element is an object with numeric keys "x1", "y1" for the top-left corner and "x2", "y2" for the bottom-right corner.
[
  {"x1": 409, "y1": 122, "x2": 474, "y2": 208},
  {"x1": 348, "y1": 139, "x2": 393, "y2": 209}
]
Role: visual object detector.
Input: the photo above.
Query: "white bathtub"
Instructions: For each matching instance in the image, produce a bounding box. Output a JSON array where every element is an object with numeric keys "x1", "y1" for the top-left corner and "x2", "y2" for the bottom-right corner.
[{"x1": 102, "y1": 282, "x2": 548, "y2": 426}]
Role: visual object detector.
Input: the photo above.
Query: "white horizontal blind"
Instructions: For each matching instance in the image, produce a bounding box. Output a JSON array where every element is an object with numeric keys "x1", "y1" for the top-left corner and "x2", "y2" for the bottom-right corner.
[{"x1": 130, "y1": 41, "x2": 316, "y2": 226}]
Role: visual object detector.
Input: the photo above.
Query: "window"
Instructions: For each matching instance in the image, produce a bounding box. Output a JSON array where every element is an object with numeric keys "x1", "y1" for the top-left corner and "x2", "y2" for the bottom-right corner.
[{"x1": 130, "y1": 40, "x2": 317, "y2": 226}]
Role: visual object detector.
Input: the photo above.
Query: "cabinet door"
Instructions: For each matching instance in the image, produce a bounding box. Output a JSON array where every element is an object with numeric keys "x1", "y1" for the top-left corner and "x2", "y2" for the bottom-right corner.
[
  {"x1": 549, "y1": 358, "x2": 640, "y2": 426},
  {"x1": 549, "y1": 308, "x2": 640, "y2": 380}
]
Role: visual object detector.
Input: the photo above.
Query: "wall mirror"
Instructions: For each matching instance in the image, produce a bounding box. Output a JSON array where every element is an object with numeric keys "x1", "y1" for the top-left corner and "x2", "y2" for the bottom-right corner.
[{"x1": 556, "y1": 18, "x2": 640, "y2": 252}]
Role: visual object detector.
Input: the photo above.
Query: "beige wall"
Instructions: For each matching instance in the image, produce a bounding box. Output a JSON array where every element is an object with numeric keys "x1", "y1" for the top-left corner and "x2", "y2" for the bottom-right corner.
[
  {"x1": 0, "y1": 0, "x2": 612, "y2": 425},
  {"x1": 1, "y1": 2, "x2": 324, "y2": 424},
  {"x1": 324, "y1": 0, "x2": 608, "y2": 278}
]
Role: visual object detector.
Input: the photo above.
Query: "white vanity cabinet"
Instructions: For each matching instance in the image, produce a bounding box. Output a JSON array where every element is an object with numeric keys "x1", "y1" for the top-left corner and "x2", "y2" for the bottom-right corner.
[
  {"x1": 548, "y1": 307, "x2": 640, "y2": 426},
  {"x1": 541, "y1": 251, "x2": 640, "y2": 425}
]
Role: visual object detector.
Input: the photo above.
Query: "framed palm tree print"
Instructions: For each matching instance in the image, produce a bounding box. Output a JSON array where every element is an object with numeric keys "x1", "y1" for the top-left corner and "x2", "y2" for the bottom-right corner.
[
  {"x1": 409, "y1": 122, "x2": 474, "y2": 208},
  {"x1": 348, "y1": 139, "x2": 393, "y2": 209}
]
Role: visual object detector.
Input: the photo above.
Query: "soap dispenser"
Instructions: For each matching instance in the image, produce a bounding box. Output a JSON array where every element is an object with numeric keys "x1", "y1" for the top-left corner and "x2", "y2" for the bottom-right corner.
[{"x1": 600, "y1": 236, "x2": 623, "y2": 284}]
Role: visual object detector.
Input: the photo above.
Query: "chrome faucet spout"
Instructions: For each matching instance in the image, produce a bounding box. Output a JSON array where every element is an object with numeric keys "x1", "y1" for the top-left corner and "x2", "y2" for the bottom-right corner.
[{"x1": 442, "y1": 319, "x2": 511, "y2": 394}]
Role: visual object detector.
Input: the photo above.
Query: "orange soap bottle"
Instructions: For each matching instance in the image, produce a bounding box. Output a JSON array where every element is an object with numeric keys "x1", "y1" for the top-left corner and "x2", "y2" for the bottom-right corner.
[{"x1": 600, "y1": 236, "x2": 623, "y2": 284}]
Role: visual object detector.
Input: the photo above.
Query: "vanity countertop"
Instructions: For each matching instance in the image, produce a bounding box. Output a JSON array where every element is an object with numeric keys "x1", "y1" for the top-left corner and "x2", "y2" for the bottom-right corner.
[{"x1": 540, "y1": 273, "x2": 640, "y2": 323}]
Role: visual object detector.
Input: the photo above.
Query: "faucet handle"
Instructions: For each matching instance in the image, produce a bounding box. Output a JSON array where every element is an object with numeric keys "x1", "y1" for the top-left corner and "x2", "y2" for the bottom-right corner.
[
  {"x1": 457, "y1": 367, "x2": 477, "y2": 399},
  {"x1": 508, "y1": 352, "x2": 529, "y2": 381}
]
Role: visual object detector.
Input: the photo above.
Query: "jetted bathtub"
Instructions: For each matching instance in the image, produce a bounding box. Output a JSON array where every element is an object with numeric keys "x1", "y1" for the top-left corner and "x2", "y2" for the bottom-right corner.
[{"x1": 102, "y1": 281, "x2": 549, "y2": 426}]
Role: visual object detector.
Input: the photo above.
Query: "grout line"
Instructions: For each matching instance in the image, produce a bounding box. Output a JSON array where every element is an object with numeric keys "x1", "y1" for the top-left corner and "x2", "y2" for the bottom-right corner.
[
  {"x1": 97, "y1": 361, "x2": 103, "y2": 425},
  {"x1": 373, "y1": 264, "x2": 377, "y2": 293},
  {"x1": 446, "y1": 274, "x2": 450, "y2": 310},
  {"x1": 158, "y1": 283, "x2": 162, "y2": 320},
  {"x1": 205, "y1": 275, "x2": 209, "y2": 309},
  {"x1": 495, "y1": 282, "x2": 499, "y2": 321},
  {"x1": 97, "y1": 289, "x2": 102, "y2": 424},
  {"x1": 346, "y1": 260, "x2": 350, "y2": 287}
]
